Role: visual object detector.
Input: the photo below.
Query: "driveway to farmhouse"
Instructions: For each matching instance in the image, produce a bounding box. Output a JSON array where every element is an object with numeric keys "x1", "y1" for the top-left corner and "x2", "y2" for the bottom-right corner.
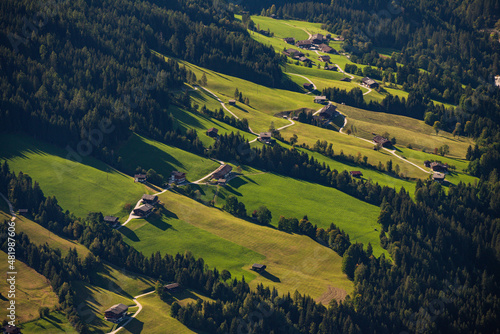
[
  {"x1": 198, "y1": 86, "x2": 259, "y2": 135},
  {"x1": 106, "y1": 290, "x2": 155, "y2": 334},
  {"x1": 118, "y1": 188, "x2": 168, "y2": 228}
]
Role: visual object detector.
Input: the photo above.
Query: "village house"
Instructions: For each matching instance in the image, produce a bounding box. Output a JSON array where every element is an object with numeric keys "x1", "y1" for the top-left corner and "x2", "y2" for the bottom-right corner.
[
  {"x1": 171, "y1": 171, "x2": 186, "y2": 184},
  {"x1": 324, "y1": 65, "x2": 337, "y2": 71},
  {"x1": 298, "y1": 56, "x2": 311, "y2": 63},
  {"x1": 212, "y1": 164, "x2": 233, "y2": 179},
  {"x1": 296, "y1": 40, "x2": 312, "y2": 48},
  {"x1": 318, "y1": 103, "x2": 338, "y2": 120},
  {"x1": 252, "y1": 263, "x2": 267, "y2": 272},
  {"x1": 311, "y1": 33, "x2": 324, "y2": 44},
  {"x1": 228, "y1": 99, "x2": 236, "y2": 105},
  {"x1": 314, "y1": 96, "x2": 327, "y2": 104},
  {"x1": 350, "y1": 171, "x2": 363, "y2": 178},
  {"x1": 318, "y1": 44, "x2": 334, "y2": 53},
  {"x1": 340, "y1": 77, "x2": 351, "y2": 82},
  {"x1": 373, "y1": 135, "x2": 391, "y2": 147},
  {"x1": 2, "y1": 325, "x2": 22, "y2": 334},
  {"x1": 433, "y1": 173, "x2": 446, "y2": 182},
  {"x1": 104, "y1": 216, "x2": 119, "y2": 227},
  {"x1": 133, "y1": 204, "x2": 154, "y2": 217},
  {"x1": 142, "y1": 194, "x2": 158, "y2": 205},
  {"x1": 283, "y1": 48, "x2": 304, "y2": 58},
  {"x1": 303, "y1": 82, "x2": 314, "y2": 90},
  {"x1": 104, "y1": 303, "x2": 128, "y2": 323},
  {"x1": 283, "y1": 37, "x2": 295, "y2": 44},
  {"x1": 424, "y1": 160, "x2": 431, "y2": 167},
  {"x1": 259, "y1": 132, "x2": 276, "y2": 144},
  {"x1": 362, "y1": 77, "x2": 379, "y2": 89},
  {"x1": 430, "y1": 162, "x2": 448, "y2": 172},
  {"x1": 164, "y1": 283, "x2": 181, "y2": 293},
  {"x1": 134, "y1": 173, "x2": 147, "y2": 183},
  {"x1": 207, "y1": 127, "x2": 219, "y2": 138},
  {"x1": 319, "y1": 55, "x2": 331, "y2": 63}
]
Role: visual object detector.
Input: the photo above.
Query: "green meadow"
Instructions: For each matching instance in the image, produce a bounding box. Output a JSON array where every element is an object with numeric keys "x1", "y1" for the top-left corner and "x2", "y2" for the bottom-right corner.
[
  {"x1": 122, "y1": 191, "x2": 353, "y2": 301},
  {"x1": 120, "y1": 207, "x2": 265, "y2": 281},
  {"x1": 210, "y1": 173, "x2": 385, "y2": 257},
  {"x1": 117, "y1": 133, "x2": 220, "y2": 182},
  {"x1": 0, "y1": 132, "x2": 147, "y2": 220}
]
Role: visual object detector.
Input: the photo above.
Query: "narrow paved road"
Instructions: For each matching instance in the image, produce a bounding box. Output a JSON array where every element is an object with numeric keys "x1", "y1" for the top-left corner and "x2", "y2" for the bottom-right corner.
[
  {"x1": 199, "y1": 86, "x2": 259, "y2": 135},
  {"x1": 334, "y1": 64, "x2": 372, "y2": 95},
  {"x1": 118, "y1": 188, "x2": 168, "y2": 228},
  {"x1": 277, "y1": 118, "x2": 295, "y2": 131},
  {"x1": 287, "y1": 73, "x2": 316, "y2": 91},
  {"x1": 191, "y1": 161, "x2": 224, "y2": 184},
  {"x1": 106, "y1": 290, "x2": 155, "y2": 334}
]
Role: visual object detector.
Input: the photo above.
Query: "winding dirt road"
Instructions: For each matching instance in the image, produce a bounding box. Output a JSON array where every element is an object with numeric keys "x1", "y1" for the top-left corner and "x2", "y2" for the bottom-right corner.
[{"x1": 106, "y1": 290, "x2": 156, "y2": 334}]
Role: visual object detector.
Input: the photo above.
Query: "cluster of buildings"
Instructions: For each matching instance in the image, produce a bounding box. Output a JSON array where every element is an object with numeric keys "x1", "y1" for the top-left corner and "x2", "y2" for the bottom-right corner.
[
  {"x1": 424, "y1": 160, "x2": 449, "y2": 182},
  {"x1": 211, "y1": 164, "x2": 233, "y2": 185},
  {"x1": 283, "y1": 33, "x2": 338, "y2": 66}
]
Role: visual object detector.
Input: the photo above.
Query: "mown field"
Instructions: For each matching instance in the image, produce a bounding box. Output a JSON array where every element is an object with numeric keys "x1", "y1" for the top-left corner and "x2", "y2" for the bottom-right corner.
[
  {"x1": 21, "y1": 311, "x2": 76, "y2": 334},
  {"x1": 120, "y1": 207, "x2": 265, "y2": 281},
  {"x1": 204, "y1": 172, "x2": 385, "y2": 256},
  {"x1": 0, "y1": 210, "x2": 90, "y2": 258},
  {"x1": 117, "y1": 133, "x2": 220, "y2": 182},
  {"x1": 122, "y1": 191, "x2": 354, "y2": 301},
  {"x1": 119, "y1": 293, "x2": 204, "y2": 334},
  {"x1": 0, "y1": 132, "x2": 148, "y2": 221},
  {"x1": 0, "y1": 250, "x2": 59, "y2": 324}
]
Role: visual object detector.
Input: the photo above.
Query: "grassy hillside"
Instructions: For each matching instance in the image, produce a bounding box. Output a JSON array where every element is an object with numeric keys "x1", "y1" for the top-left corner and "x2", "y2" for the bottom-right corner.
[
  {"x1": 122, "y1": 191, "x2": 353, "y2": 301},
  {"x1": 120, "y1": 208, "x2": 265, "y2": 280},
  {"x1": 73, "y1": 263, "x2": 155, "y2": 334},
  {"x1": 0, "y1": 210, "x2": 90, "y2": 258},
  {"x1": 208, "y1": 173, "x2": 384, "y2": 256},
  {"x1": 340, "y1": 104, "x2": 473, "y2": 158},
  {"x1": 21, "y1": 311, "x2": 76, "y2": 334},
  {"x1": 0, "y1": 133, "x2": 148, "y2": 221},
  {"x1": 117, "y1": 133, "x2": 220, "y2": 182},
  {"x1": 119, "y1": 293, "x2": 201, "y2": 334},
  {"x1": 0, "y1": 251, "x2": 59, "y2": 324}
]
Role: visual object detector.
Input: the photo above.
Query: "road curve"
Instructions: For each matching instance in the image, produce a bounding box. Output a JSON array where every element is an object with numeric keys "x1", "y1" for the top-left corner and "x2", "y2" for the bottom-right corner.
[
  {"x1": 287, "y1": 72, "x2": 316, "y2": 91},
  {"x1": 118, "y1": 188, "x2": 168, "y2": 228},
  {"x1": 106, "y1": 290, "x2": 156, "y2": 334}
]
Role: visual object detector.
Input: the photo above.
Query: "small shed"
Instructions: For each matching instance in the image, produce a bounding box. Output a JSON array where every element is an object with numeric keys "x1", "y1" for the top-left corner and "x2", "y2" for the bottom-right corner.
[
  {"x1": 142, "y1": 194, "x2": 158, "y2": 205},
  {"x1": 319, "y1": 55, "x2": 331, "y2": 62},
  {"x1": 373, "y1": 136, "x2": 391, "y2": 147},
  {"x1": 164, "y1": 283, "x2": 181, "y2": 293},
  {"x1": 314, "y1": 96, "x2": 327, "y2": 104},
  {"x1": 433, "y1": 173, "x2": 446, "y2": 182},
  {"x1": 207, "y1": 127, "x2": 219, "y2": 138},
  {"x1": 252, "y1": 263, "x2": 267, "y2": 272},
  {"x1": 350, "y1": 171, "x2": 363, "y2": 178},
  {"x1": 228, "y1": 99, "x2": 236, "y2": 106},
  {"x1": 104, "y1": 216, "x2": 119, "y2": 227},
  {"x1": 134, "y1": 174, "x2": 147, "y2": 183},
  {"x1": 303, "y1": 83, "x2": 313, "y2": 90}
]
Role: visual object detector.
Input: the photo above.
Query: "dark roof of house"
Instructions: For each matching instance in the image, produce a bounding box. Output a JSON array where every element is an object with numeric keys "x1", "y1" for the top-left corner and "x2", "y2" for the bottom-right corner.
[
  {"x1": 259, "y1": 132, "x2": 272, "y2": 139},
  {"x1": 228, "y1": 99, "x2": 236, "y2": 103},
  {"x1": 213, "y1": 164, "x2": 232, "y2": 176},
  {"x1": 207, "y1": 127, "x2": 218, "y2": 133},
  {"x1": 135, "y1": 204, "x2": 154, "y2": 213},
  {"x1": 362, "y1": 77, "x2": 378, "y2": 86},
  {"x1": 142, "y1": 194, "x2": 157, "y2": 201},
  {"x1": 104, "y1": 216, "x2": 119, "y2": 223},
  {"x1": 340, "y1": 77, "x2": 351, "y2": 82},
  {"x1": 319, "y1": 104, "x2": 338, "y2": 117},
  {"x1": 350, "y1": 171, "x2": 363, "y2": 176},
  {"x1": 319, "y1": 55, "x2": 331, "y2": 60},
  {"x1": 284, "y1": 37, "x2": 295, "y2": 42},
  {"x1": 172, "y1": 171, "x2": 185, "y2": 177},
  {"x1": 164, "y1": 283, "x2": 181, "y2": 290},
  {"x1": 315, "y1": 96, "x2": 327, "y2": 101},
  {"x1": 373, "y1": 135, "x2": 390, "y2": 145},
  {"x1": 285, "y1": 48, "x2": 301, "y2": 55},
  {"x1": 252, "y1": 263, "x2": 266, "y2": 269},
  {"x1": 105, "y1": 303, "x2": 128, "y2": 315},
  {"x1": 299, "y1": 56, "x2": 310, "y2": 62},
  {"x1": 319, "y1": 44, "x2": 332, "y2": 51},
  {"x1": 311, "y1": 33, "x2": 324, "y2": 40},
  {"x1": 303, "y1": 82, "x2": 313, "y2": 87},
  {"x1": 3, "y1": 325, "x2": 21, "y2": 334},
  {"x1": 324, "y1": 65, "x2": 336, "y2": 70},
  {"x1": 297, "y1": 40, "x2": 312, "y2": 46},
  {"x1": 430, "y1": 162, "x2": 448, "y2": 168},
  {"x1": 433, "y1": 173, "x2": 446, "y2": 180},
  {"x1": 134, "y1": 173, "x2": 146, "y2": 179}
]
